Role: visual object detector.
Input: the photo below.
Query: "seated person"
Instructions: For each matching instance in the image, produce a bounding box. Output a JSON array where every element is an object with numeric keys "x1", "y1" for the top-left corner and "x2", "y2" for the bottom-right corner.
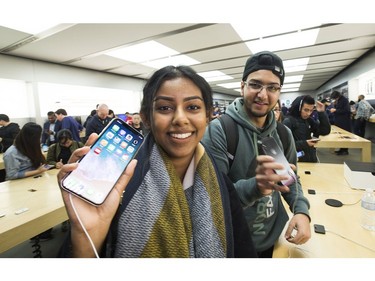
[
  {"x1": 4, "y1": 122, "x2": 50, "y2": 180},
  {"x1": 282, "y1": 95, "x2": 331, "y2": 162},
  {"x1": 46, "y1": 129, "x2": 84, "y2": 169},
  {"x1": 3, "y1": 122, "x2": 53, "y2": 240}
]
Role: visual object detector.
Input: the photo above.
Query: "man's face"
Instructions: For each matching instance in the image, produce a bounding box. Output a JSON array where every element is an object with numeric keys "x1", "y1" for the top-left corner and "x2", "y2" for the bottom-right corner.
[
  {"x1": 55, "y1": 114, "x2": 63, "y2": 121},
  {"x1": 300, "y1": 104, "x2": 314, "y2": 119},
  {"x1": 97, "y1": 108, "x2": 109, "y2": 120},
  {"x1": 241, "y1": 70, "x2": 281, "y2": 126},
  {"x1": 48, "y1": 115, "x2": 56, "y2": 123}
]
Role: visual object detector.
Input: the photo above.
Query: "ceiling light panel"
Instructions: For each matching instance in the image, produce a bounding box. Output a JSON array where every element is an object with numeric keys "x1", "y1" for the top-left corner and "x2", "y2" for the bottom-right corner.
[
  {"x1": 141, "y1": 54, "x2": 200, "y2": 69},
  {"x1": 245, "y1": 28, "x2": 320, "y2": 53},
  {"x1": 232, "y1": 23, "x2": 321, "y2": 40},
  {"x1": 282, "y1": 83, "x2": 301, "y2": 89},
  {"x1": 217, "y1": 82, "x2": 241, "y2": 89},
  {"x1": 283, "y1": 58, "x2": 310, "y2": 73},
  {"x1": 198, "y1": 70, "x2": 233, "y2": 82},
  {"x1": 284, "y1": 75, "x2": 304, "y2": 83},
  {"x1": 106, "y1": 40, "x2": 179, "y2": 63},
  {"x1": 281, "y1": 88, "x2": 299, "y2": 92}
]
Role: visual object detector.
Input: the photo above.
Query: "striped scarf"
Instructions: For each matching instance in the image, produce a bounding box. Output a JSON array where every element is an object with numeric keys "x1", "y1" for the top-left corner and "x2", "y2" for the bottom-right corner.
[{"x1": 114, "y1": 142, "x2": 227, "y2": 257}]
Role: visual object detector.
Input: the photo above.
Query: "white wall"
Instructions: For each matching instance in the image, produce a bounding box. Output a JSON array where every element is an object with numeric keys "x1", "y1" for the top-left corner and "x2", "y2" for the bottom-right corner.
[
  {"x1": 316, "y1": 48, "x2": 375, "y2": 102},
  {"x1": 0, "y1": 54, "x2": 145, "y2": 127}
]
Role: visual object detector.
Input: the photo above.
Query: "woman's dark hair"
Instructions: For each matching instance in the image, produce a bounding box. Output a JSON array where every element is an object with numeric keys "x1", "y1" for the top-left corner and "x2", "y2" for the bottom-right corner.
[
  {"x1": 140, "y1": 65, "x2": 213, "y2": 126},
  {"x1": 57, "y1": 129, "x2": 73, "y2": 145},
  {"x1": 288, "y1": 95, "x2": 315, "y2": 118},
  {"x1": 330, "y1": 91, "x2": 341, "y2": 100},
  {"x1": 14, "y1": 122, "x2": 46, "y2": 168}
]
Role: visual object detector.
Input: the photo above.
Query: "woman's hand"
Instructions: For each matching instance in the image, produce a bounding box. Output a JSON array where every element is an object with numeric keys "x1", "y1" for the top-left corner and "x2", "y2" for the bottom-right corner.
[{"x1": 57, "y1": 133, "x2": 137, "y2": 257}]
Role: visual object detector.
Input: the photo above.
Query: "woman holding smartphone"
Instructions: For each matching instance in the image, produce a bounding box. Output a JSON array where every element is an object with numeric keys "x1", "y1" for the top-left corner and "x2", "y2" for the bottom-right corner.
[
  {"x1": 57, "y1": 65, "x2": 257, "y2": 258},
  {"x1": 4, "y1": 122, "x2": 50, "y2": 180}
]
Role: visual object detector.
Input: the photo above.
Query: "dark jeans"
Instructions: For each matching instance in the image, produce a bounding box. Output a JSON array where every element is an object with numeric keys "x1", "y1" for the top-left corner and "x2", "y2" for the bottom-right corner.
[{"x1": 354, "y1": 117, "x2": 367, "y2": 138}]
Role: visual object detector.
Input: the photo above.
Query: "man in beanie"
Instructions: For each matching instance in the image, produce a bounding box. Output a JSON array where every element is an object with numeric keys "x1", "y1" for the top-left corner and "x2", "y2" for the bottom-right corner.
[{"x1": 202, "y1": 51, "x2": 310, "y2": 257}]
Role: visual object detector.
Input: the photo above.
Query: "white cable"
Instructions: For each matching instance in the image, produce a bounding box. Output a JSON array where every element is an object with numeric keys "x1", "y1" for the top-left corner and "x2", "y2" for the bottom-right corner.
[
  {"x1": 69, "y1": 193, "x2": 100, "y2": 258},
  {"x1": 326, "y1": 229, "x2": 375, "y2": 253}
]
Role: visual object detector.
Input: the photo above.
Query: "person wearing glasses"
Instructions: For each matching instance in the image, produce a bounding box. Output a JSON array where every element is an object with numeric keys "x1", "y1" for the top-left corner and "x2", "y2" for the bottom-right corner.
[
  {"x1": 202, "y1": 51, "x2": 311, "y2": 258},
  {"x1": 283, "y1": 95, "x2": 331, "y2": 163},
  {"x1": 57, "y1": 65, "x2": 257, "y2": 258},
  {"x1": 46, "y1": 129, "x2": 84, "y2": 169}
]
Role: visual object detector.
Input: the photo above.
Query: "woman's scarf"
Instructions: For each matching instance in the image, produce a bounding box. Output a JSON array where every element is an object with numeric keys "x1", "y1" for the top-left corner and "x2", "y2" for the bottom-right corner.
[{"x1": 114, "y1": 140, "x2": 227, "y2": 257}]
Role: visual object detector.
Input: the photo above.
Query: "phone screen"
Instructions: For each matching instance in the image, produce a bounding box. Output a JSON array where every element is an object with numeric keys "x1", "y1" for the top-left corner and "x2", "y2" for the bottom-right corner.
[
  {"x1": 61, "y1": 118, "x2": 144, "y2": 205},
  {"x1": 258, "y1": 137, "x2": 296, "y2": 186}
]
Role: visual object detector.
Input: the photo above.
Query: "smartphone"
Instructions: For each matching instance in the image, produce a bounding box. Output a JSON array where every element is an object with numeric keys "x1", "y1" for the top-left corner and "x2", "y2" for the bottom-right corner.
[
  {"x1": 314, "y1": 224, "x2": 326, "y2": 234},
  {"x1": 61, "y1": 118, "x2": 144, "y2": 205},
  {"x1": 297, "y1": 151, "x2": 305, "y2": 158},
  {"x1": 44, "y1": 164, "x2": 54, "y2": 169},
  {"x1": 258, "y1": 136, "x2": 296, "y2": 186}
]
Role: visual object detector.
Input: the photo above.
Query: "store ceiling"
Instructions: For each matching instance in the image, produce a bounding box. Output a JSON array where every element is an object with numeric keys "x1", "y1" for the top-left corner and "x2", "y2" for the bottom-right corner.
[{"x1": 0, "y1": 23, "x2": 374, "y2": 97}]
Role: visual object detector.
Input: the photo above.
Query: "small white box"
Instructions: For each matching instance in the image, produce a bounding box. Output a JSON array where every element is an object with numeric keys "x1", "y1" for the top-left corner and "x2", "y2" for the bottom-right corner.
[{"x1": 344, "y1": 161, "x2": 375, "y2": 190}]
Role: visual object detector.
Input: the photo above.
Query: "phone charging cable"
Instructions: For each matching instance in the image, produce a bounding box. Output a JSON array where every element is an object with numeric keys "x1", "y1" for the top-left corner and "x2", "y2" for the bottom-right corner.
[{"x1": 69, "y1": 193, "x2": 100, "y2": 258}]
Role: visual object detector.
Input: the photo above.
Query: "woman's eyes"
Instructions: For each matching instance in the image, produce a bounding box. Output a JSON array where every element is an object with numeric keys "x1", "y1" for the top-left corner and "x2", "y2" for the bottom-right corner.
[{"x1": 155, "y1": 104, "x2": 202, "y2": 112}]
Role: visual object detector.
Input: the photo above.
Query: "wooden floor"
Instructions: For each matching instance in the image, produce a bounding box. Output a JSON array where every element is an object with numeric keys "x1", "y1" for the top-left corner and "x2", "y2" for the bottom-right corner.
[{"x1": 1, "y1": 141, "x2": 375, "y2": 258}]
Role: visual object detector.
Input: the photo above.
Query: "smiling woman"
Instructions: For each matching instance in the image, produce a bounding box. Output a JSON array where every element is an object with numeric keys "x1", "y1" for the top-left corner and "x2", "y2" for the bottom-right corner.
[{"x1": 57, "y1": 65, "x2": 257, "y2": 258}]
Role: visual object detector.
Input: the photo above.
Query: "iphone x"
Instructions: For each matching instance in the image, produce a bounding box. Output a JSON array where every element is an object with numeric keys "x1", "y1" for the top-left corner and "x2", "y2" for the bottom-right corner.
[{"x1": 61, "y1": 118, "x2": 144, "y2": 205}]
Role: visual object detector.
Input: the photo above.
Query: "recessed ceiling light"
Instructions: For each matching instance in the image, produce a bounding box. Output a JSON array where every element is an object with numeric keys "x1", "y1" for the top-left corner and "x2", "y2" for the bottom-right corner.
[
  {"x1": 198, "y1": 71, "x2": 233, "y2": 82},
  {"x1": 245, "y1": 29, "x2": 320, "y2": 53},
  {"x1": 106, "y1": 40, "x2": 179, "y2": 63},
  {"x1": 284, "y1": 75, "x2": 304, "y2": 83},
  {"x1": 282, "y1": 83, "x2": 301, "y2": 89},
  {"x1": 142, "y1": 54, "x2": 200, "y2": 69},
  {"x1": 217, "y1": 82, "x2": 241, "y2": 89},
  {"x1": 284, "y1": 58, "x2": 310, "y2": 73},
  {"x1": 281, "y1": 88, "x2": 299, "y2": 92}
]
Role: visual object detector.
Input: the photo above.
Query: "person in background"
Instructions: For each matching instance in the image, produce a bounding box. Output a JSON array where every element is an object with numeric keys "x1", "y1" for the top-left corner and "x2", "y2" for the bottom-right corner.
[
  {"x1": 321, "y1": 98, "x2": 335, "y2": 125},
  {"x1": 83, "y1": 109, "x2": 97, "y2": 128},
  {"x1": 130, "y1": 112, "x2": 149, "y2": 136},
  {"x1": 84, "y1": 104, "x2": 112, "y2": 141},
  {"x1": 0, "y1": 114, "x2": 20, "y2": 153},
  {"x1": 46, "y1": 129, "x2": 84, "y2": 169},
  {"x1": 202, "y1": 51, "x2": 311, "y2": 257},
  {"x1": 353, "y1": 94, "x2": 375, "y2": 138},
  {"x1": 55, "y1": 109, "x2": 83, "y2": 142},
  {"x1": 3, "y1": 122, "x2": 49, "y2": 180},
  {"x1": 273, "y1": 100, "x2": 284, "y2": 122},
  {"x1": 211, "y1": 106, "x2": 222, "y2": 119},
  {"x1": 124, "y1": 112, "x2": 133, "y2": 125},
  {"x1": 281, "y1": 102, "x2": 288, "y2": 116},
  {"x1": 329, "y1": 90, "x2": 351, "y2": 155},
  {"x1": 41, "y1": 111, "x2": 60, "y2": 147},
  {"x1": 283, "y1": 95, "x2": 331, "y2": 162},
  {"x1": 108, "y1": 109, "x2": 116, "y2": 119},
  {"x1": 57, "y1": 65, "x2": 257, "y2": 258}
]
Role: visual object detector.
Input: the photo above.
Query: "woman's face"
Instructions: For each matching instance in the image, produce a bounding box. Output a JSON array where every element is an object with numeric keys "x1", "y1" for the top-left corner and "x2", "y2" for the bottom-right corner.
[
  {"x1": 60, "y1": 138, "x2": 73, "y2": 147},
  {"x1": 273, "y1": 103, "x2": 281, "y2": 121},
  {"x1": 151, "y1": 77, "x2": 209, "y2": 163}
]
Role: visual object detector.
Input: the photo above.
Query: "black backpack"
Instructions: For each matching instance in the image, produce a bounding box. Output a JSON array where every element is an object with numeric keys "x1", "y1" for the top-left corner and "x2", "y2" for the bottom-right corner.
[{"x1": 217, "y1": 114, "x2": 290, "y2": 168}]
